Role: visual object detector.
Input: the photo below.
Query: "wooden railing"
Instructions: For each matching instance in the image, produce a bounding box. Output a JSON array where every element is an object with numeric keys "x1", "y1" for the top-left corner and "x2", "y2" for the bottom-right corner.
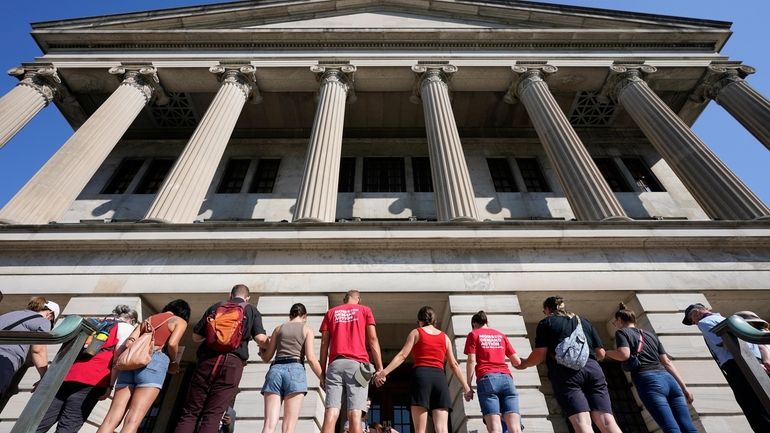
[
  {"x1": 0, "y1": 316, "x2": 96, "y2": 433},
  {"x1": 711, "y1": 314, "x2": 770, "y2": 414}
]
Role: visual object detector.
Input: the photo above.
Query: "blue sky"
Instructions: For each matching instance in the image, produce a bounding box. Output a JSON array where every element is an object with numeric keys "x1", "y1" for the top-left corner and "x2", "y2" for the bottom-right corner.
[{"x1": 0, "y1": 0, "x2": 768, "y2": 208}]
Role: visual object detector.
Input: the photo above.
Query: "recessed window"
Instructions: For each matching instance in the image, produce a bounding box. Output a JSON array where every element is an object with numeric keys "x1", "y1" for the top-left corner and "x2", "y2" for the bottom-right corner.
[
  {"x1": 217, "y1": 159, "x2": 251, "y2": 194},
  {"x1": 515, "y1": 158, "x2": 550, "y2": 192},
  {"x1": 593, "y1": 158, "x2": 632, "y2": 192},
  {"x1": 487, "y1": 158, "x2": 518, "y2": 192},
  {"x1": 134, "y1": 159, "x2": 174, "y2": 194},
  {"x1": 363, "y1": 157, "x2": 405, "y2": 193},
  {"x1": 338, "y1": 157, "x2": 356, "y2": 193},
  {"x1": 411, "y1": 157, "x2": 433, "y2": 193},
  {"x1": 102, "y1": 159, "x2": 144, "y2": 194},
  {"x1": 622, "y1": 157, "x2": 665, "y2": 192},
  {"x1": 249, "y1": 159, "x2": 280, "y2": 193}
]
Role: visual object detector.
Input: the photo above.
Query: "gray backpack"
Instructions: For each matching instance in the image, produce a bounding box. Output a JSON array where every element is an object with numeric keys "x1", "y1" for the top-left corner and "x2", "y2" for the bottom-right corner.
[{"x1": 554, "y1": 315, "x2": 590, "y2": 370}]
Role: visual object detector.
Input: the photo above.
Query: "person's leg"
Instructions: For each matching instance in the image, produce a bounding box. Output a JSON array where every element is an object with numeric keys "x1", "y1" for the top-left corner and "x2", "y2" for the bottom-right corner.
[
  {"x1": 118, "y1": 387, "x2": 162, "y2": 433},
  {"x1": 635, "y1": 372, "x2": 683, "y2": 433},
  {"x1": 582, "y1": 360, "x2": 622, "y2": 433},
  {"x1": 261, "y1": 393, "x2": 282, "y2": 433},
  {"x1": 502, "y1": 412, "x2": 522, "y2": 433},
  {"x1": 197, "y1": 356, "x2": 245, "y2": 433},
  {"x1": 567, "y1": 412, "x2": 594, "y2": 433},
  {"x1": 347, "y1": 409, "x2": 364, "y2": 433},
  {"x1": 95, "y1": 386, "x2": 133, "y2": 433},
  {"x1": 410, "y1": 406, "x2": 429, "y2": 433},
  {"x1": 54, "y1": 384, "x2": 105, "y2": 433},
  {"x1": 321, "y1": 359, "x2": 345, "y2": 433},
  {"x1": 281, "y1": 393, "x2": 305, "y2": 433},
  {"x1": 589, "y1": 411, "x2": 623, "y2": 433},
  {"x1": 174, "y1": 357, "x2": 216, "y2": 433},
  {"x1": 320, "y1": 408, "x2": 341, "y2": 433},
  {"x1": 431, "y1": 408, "x2": 450, "y2": 433},
  {"x1": 722, "y1": 360, "x2": 770, "y2": 433},
  {"x1": 662, "y1": 373, "x2": 699, "y2": 433},
  {"x1": 497, "y1": 374, "x2": 521, "y2": 433},
  {"x1": 36, "y1": 381, "x2": 70, "y2": 433},
  {"x1": 483, "y1": 414, "x2": 503, "y2": 433}
]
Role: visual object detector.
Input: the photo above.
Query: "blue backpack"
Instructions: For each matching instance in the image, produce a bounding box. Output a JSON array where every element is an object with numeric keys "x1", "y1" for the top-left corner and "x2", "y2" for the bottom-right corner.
[{"x1": 554, "y1": 315, "x2": 590, "y2": 370}]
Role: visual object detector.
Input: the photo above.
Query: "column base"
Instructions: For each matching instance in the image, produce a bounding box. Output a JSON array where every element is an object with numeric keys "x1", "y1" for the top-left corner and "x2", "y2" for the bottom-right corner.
[
  {"x1": 448, "y1": 216, "x2": 478, "y2": 223},
  {"x1": 601, "y1": 215, "x2": 634, "y2": 222},
  {"x1": 292, "y1": 217, "x2": 328, "y2": 223},
  {"x1": 139, "y1": 218, "x2": 172, "y2": 224}
]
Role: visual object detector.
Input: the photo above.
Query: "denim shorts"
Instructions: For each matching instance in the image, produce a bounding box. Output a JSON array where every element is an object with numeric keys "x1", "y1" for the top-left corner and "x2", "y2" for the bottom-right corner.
[
  {"x1": 477, "y1": 372, "x2": 520, "y2": 416},
  {"x1": 262, "y1": 360, "x2": 307, "y2": 397},
  {"x1": 116, "y1": 351, "x2": 169, "y2": 389}
]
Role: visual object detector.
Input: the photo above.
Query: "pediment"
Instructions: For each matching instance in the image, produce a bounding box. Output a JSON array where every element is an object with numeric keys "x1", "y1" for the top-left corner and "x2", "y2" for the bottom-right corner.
[{"x1": 241, "y1": 11, "x2": 511, "y2": 30}]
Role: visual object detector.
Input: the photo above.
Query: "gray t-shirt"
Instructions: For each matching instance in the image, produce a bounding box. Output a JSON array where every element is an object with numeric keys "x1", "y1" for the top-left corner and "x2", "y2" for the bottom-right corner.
[{"x1": 0, "y1": 310, "x2": 52, "y2": 370}]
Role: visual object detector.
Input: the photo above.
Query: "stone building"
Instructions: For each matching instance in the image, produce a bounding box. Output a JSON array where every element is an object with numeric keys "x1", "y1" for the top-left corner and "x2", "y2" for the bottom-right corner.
[{"x1": 0, "y1": 1, "x2": 769, "y2": 432}]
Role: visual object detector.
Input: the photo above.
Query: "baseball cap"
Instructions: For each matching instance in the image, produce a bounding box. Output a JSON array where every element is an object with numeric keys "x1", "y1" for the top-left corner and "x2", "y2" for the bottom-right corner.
[
  {"x1": 682, "y1": 303, "x2": 706, "y2": 326},
  {"x1": 44, "y1": 301, "x2": 60, "y2": 321},
  {"x1": 354, "y1": 363, "x2": 375, "y2": 387}
]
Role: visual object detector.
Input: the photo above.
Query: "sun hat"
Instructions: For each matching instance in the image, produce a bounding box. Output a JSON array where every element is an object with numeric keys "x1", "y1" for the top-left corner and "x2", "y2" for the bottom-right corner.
[{"x1": 734, "y1": 311, "x2": 769, "y2": 330}]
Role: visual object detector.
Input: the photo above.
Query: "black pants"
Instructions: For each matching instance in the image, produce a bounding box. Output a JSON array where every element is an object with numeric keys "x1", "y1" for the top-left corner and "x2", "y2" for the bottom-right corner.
[
  {"x1": 0, "y1": 356, "x2": 16, "y2": 398},
  {"x1": 36, "y1": 382, "x2": 105, "y2": 433},
  {"x1": 722, "y1": 359, "x2": 770, "y2": 433}
]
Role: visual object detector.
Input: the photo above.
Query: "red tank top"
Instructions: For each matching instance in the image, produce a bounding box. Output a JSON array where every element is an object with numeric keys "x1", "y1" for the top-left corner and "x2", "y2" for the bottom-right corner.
[
  {"x1": 412, "y1": 327, "x2": 447, "y2": 369},
  {"x1": 150, "y1": 312, "x2": 175, "y2": 347}
]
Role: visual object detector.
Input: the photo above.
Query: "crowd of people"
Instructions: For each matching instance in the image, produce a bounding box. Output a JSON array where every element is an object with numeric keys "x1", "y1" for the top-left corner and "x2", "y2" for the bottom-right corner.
[{"x1": 1, "y1": 288, "x2": 770, "y2": 433}]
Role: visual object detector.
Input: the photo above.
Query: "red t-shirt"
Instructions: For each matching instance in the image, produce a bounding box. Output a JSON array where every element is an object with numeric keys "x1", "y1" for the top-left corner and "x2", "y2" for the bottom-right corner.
[
  {"x1": 464, "y1": 327, "x2": 516, "y2": 380},
  {"x1": 64, "y1": 324, "x2": 120, "y2": 387},
  {"x1": 412, "y1": 327, "x2": 447, "y2": 369},
  {"x1": 319, "y1": 303, "x2": 376, "y2": 363}
]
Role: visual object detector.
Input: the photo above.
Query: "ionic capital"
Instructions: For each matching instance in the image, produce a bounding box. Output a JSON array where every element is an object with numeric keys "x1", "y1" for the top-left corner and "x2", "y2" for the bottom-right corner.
[
  {"x1": 209, "y1": 64, "x2": 261, "y2": 104},
  {"x1": 311, "y1": 64, "x2": 356, "y2": 103},
  {"x1": 503, "y1": 64, "x2": 558, "y2": 104},
  {"x1": 7, "y1": 64, "x2": 62, "y2": 105},
  {"x1": 690, "y1": 63, "x2": 756, "y2": 103},
  {"x1": 598, "y1": 64, "x2": 657, "y2": 103},
  {"x1": 108, "y1": 65, "x2": 168, "y2": 105},
  {"x1": 410, "y1": 64, "x2": 457, "y2": 104}
]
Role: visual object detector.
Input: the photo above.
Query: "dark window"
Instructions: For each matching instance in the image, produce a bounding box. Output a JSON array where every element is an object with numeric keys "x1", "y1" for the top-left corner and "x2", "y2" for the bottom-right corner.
[
  {"x1": 102, "y1": 159, "x2": 144, "y2": 194},
  {"x1": 338, "y1": 157, "x2": 356, "y2": 192},
  {"x1": 249, "y1": 159, "x2": 280, "y2": 193},
  {"x1": 594, "y1": 158, "x2": 632, "y2": 192},
  {"x1": 134, "y1": 159, "x2": 174, "y2": 194},
  {"x1": 516, "y1": 158, "x2": 551, "y2": 192},
  {"x1": 216, "y1": 159, "x2": 251, "y2": 193},
  {"x1": 411, "y1": 157, "x2": 433, "y2": 192},
  {"x1": 392, "y1": 404, "x2": 411, "y2": 433},
  {"x1": 599, "y1": 362, "x2": 649, "y2": 433},
  {"x1": 622, "y1": 157, "x2": 665, "y2": 192},
  {"x1": 486, "y1": 158, "x2": 518, "y2": 192},
  {"x1": 362, "y1": 157, "x2": 405, "y2": 192}
]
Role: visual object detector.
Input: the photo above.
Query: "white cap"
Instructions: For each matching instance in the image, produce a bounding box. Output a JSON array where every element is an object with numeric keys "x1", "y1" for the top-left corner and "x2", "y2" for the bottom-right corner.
[{"x1": 44, "y1": 301, "x2": 60, "y2": 320}]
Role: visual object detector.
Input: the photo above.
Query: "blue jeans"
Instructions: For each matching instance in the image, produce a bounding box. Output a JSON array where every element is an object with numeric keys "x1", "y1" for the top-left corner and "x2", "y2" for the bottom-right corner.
[
  {"x1": 476, "y1": 373, "x2": 520, "y2": 416},
  {"x1": 633, "y1": 370, "x2": 698, "y2": 433}
]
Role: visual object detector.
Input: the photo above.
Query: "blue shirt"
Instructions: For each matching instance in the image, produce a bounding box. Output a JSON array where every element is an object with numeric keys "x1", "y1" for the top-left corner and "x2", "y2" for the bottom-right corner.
[{"x1": 698, "y1": 312, "x2": 761, "y2": 366}]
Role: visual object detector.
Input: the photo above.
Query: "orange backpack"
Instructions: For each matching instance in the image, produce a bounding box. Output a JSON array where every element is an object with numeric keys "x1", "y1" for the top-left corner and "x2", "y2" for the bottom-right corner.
[{"x1": 205, "y1": 301, "x2": 248, "y2": 352}]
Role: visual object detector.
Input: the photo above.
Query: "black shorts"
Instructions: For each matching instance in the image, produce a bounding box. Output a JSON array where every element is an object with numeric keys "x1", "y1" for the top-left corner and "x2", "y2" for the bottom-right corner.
[
  {"x1": 410, "y1": 366, "x2": 453, "y2": 411},
  {"x1": 549, "y1": 358, "x2": 612, "y2": 417}
]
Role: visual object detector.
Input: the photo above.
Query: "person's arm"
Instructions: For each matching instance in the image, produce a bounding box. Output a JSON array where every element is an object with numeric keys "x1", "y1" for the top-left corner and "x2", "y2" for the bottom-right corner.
[
  {"x1": 251, "y1": 307, "x2": 269, "y2": 347},
  {"x1": 30, "y1": 345, "x2": 48, "y2": 377},
  {"x1": 445, "y1": 335, "x2": 472, "y2": 401},
  {"x1": 260, "y1": 326, "x2": 280, "y2": 362},
  {"x1": 166, "y1": 317, "x2": 188, "y2": 375},
  {"x1": 304, "y1": 325, "x2": 323, "y2": 380},
  {"x1": 466, "y1": 353, "x2": 476, "y2": 388},
  {"x1": 516, "y1": 347, "x2": 546, "y2": 369},
  {"x1": 605, "y1": 330, "x2": 631, "y2": 362},
  {"x1": 319, "y1": 330, "x2": 330, "y2": 389},
  {"x1": 376, "y1": 329, "x2": 418, "y2": 385},
  {"x1": 660, "y1": 354, "x2": 694, "y2": 403},
  {"x1": 759, "y1": 345, "x2": 770, "y2": 373},
  {"x1": 367, "y1": 324, "x2": 384, "y2": 372},
  {"x1": 508, "y1": 352, "x2": 521, "y2": 367}
]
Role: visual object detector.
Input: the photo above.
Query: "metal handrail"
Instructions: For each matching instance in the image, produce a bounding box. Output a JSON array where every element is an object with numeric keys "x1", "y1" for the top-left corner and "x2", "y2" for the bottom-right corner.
[
  {"x1": 712, "y1": 314, "x2": 770, "y2": 415},
  {"x1": 0, "y1": 315, "x2": 96, "y2": 433}
]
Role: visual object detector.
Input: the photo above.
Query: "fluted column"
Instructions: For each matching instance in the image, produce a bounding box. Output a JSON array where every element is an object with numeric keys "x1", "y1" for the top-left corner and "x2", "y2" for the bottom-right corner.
[
  {"x1": 144, "y1": 65, "x2": 257, "y2": 223},
  {"x1": 292, "y1": 65, "x2": 355, "y2": 223},
  {"x1": 606, "y1": 65, "x2": 769, "y2": 220},
  {"x1": 0, "y1": 65, "x2": 61, "y2": 149},
  {"x1": 695, "y1": 64, "x2": 770, "y2": 152},
  {"x1": 412, "y1": 64, "x2": 479, "y2": 222},
  {"x1": 0, "y1": 66, "x2": 160, "y2": 224},
  {"x1": 508, "y1": 65, "x2": 628, "y2": 221}
]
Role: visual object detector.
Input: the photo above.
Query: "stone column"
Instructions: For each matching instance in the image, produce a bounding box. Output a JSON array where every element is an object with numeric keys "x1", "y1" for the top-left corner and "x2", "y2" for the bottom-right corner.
[
  {"x1": 604, "y1": 65, "x2": 770, "y2": 220},
  {"x1": 623, "y1": 293, "x2": 751, "y2": 433},
  {"x1": 0, "y1": 66, "x2": 161, "y2": 225},
  {"x1": 292, "y1": 65, "x2": 355, "y2": 223},
  {"x1": 447, "y1": 295, "x2": 554, "y2": 433},
  {"x1": 695, "y1": 64, "x2": 770, "y2": 152},
  {"x1": 144, "y1": 65, "x2": 257, "y2": 223},
  {"x1": 412, "y1": 65, "x2": 479, "y2": 222},
  {"x1": 507, "y1": 65, "x2": 628, "y2": 221},
  {"x1": 0, "y1": 65, "x2": 61, "y2": 149}
]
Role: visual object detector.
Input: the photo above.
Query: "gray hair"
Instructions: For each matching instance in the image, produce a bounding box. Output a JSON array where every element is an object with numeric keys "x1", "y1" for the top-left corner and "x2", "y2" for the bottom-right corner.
[{"x1": 112, "y1": 304, "x2": 139, "y2": 325}]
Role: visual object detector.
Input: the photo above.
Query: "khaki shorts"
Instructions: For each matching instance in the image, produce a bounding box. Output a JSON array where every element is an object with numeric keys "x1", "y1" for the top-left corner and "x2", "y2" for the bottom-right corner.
[{"x1": 324, "y1": 358, "x2": 369, "y2": 411}]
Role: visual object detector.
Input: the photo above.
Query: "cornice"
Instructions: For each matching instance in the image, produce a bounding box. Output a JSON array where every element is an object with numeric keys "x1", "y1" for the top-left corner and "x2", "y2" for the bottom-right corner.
[{"x1": 0, "y1": 221, "x2": 769, "y2": 252}]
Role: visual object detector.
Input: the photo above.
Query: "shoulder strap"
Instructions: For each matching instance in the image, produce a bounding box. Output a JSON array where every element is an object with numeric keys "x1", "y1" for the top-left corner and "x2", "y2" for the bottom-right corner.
[
  {"x1": 2, "y1": 314, "x2": 43, "y2": 331},
  {"x1": 636, "y1": 329, "x2": 645, "y2": 354}
]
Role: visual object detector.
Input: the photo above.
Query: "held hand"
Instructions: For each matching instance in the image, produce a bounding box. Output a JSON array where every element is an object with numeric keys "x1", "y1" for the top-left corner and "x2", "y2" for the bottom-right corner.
[
  {"x1": 514, "y1": 359, "x2": 527, "y2": 370},
  {"x1": 168, "y1": 362, "x2": 180, "y2": 375},
  {"x1": 463, "y1": 388, "x2": 474, "y2": 402},
  {"x1": 320, "y1": 376, "x2": 326, "y2": 390},
  {"x1": 374, "y1": 371, "x2": 387, "y2": 387}
]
